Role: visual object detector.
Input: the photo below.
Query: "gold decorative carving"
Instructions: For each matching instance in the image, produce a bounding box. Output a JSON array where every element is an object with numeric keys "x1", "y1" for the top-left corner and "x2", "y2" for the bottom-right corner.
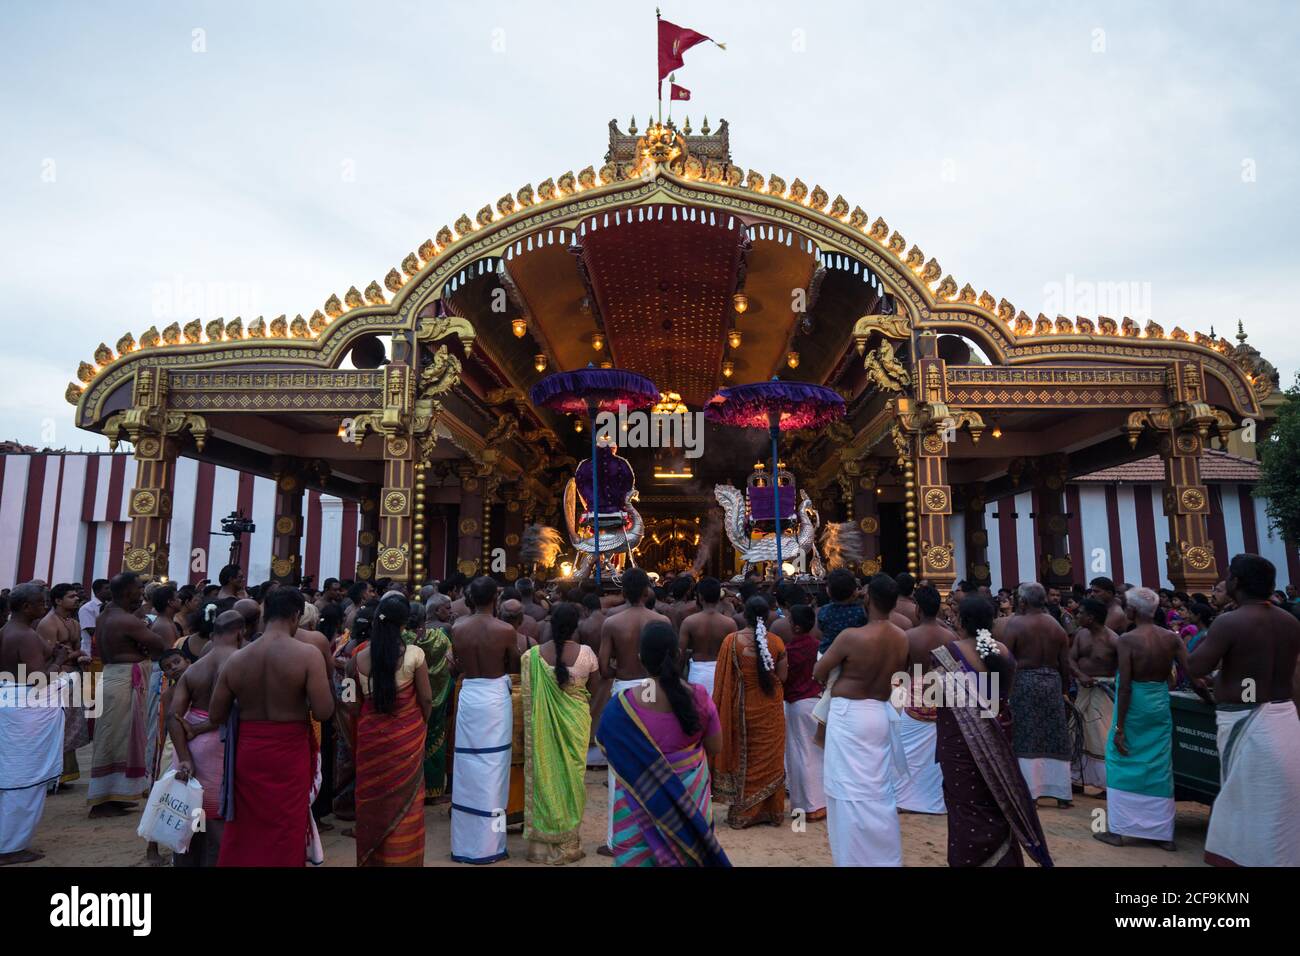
[
  {"x1": 274, "y1": 515, "x2": 295, "y2": 535},
  {"x1": 859, "y1": 516, "x2": 879, "y2": 534},
  {"x1": 459, "y1": 517, "x2": 479, "y2": 536},
  {"x1": 924, "y1": 545, "x2": 953, "y2": 571},
  {"x1": 1180, "y1": 488, "x2": 1207, "y2": 512},
  {"x1": 383, "y1": 490, "x2": 409, "y2": 516},
  {"x1": 123, "y1": 547, "x2": 153, "y2": 573}
]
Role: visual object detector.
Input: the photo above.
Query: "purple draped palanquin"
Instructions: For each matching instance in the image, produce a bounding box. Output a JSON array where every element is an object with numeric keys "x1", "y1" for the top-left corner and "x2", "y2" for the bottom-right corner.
[
  {"x1": 530, "y1": 366, "x2": 659, "y2": 583},
  {"x1": 575, "y1": 445, "x2": 636, "y2": 526},
  {"x1": 704, "y1": 379, "x2": 845, "y2": 581},
  {"x1": 748, "y1": 480, "x2": 795, "y2": 524}
]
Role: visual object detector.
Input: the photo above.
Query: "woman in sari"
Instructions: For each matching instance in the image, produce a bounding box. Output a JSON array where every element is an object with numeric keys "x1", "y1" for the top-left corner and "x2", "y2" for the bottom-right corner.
[
  {"x1": 712, "y1": 595, "x2": 788, "y2": 828},
  {"x1": 403, "y1": 601, "x2": 453, "y2": 803},
  {"x1": 350, "y1": 593, "x2": 432, "y2": 866},
  {"x1": 931, "y1": 596, "x2": 1053, "y2": 867},
  {"x1": 596, "y1": 621, "x2": 729, "y2": 867},
  {"x1": 522, "y1": 603, "x2": 597, "y2": 864}
]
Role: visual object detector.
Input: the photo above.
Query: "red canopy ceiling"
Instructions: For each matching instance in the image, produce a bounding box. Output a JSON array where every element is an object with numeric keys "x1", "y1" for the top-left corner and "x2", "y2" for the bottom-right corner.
[{"x1": 578, "y1": 205, "x2": 744, "y2": 406}]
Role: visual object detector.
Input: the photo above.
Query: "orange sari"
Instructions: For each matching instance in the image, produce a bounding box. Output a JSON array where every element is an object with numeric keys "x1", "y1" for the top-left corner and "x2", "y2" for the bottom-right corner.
[
  {"x1": 711, "y1": 632, "x2": 787, "y2": 828},
  {"x1": 355, "y1": 682, "x2": 426, "y2": 866}
]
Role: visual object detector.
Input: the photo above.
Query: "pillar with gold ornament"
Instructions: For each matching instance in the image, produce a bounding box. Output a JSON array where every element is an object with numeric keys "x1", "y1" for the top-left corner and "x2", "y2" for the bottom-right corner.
[
  {"x1": 123, "y1": 433, "x2": 180, "y2": 582},
  {"x1": 502, "y1": 481, "x2": 526, "y2": 582},
  {"x1": 376, "y1": 432, "x2": 417, "y2": 585},
  {"x1": 852, "y1": 461, "x2": 883, "y2": 575},
  {"x1": 105, "y1": 366, "x2": 208, "y2": 583},
  {"x1": 1032, "y1": 454, "x2": 1073, "y2": 588},
  {"x1": 959, "y1": 482, "x2": 991, "y2": 588},
  {"x1": 455, "y1": 466, "x2": 485, "y2": 579},
  {"x1": 914, "y1": 426, "x2": 957, "y2": 591},
  {"x1": 267, "y1": 459, "x2": 310, "y2": 586},
  {"x1": 1159, "y1": 361, "x2": 1223, "y2": 592},
  {"x1": 355, "y1": 487, "x2": 379, "y2": 582}
]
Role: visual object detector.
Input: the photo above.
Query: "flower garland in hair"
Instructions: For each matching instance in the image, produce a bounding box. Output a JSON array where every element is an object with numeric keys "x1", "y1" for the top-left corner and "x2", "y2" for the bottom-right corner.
[
  {"x1": 754, "y1": 617, "x2": 775, "y2": 672},
  {"x1": 975, "y1": 628, "x2": 996, "y2": 660},
  {"x1": 204, "y1": 604, "x2": 217, "y2": 623}
]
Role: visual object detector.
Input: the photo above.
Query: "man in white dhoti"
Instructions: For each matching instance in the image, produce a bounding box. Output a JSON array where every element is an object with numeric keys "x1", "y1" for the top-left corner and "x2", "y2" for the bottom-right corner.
[
  {"x1": 679, "y1": 577, "x2": 734, "y2": 700},
  {"x1": 813, "y1": 574, "x2": 910, "y2": 866},
  {"x1": 0, "y1": 583, "x2": 67, "y2": 865},
  {"x1": 1189, "y1": 554, "x2": 1300, "y2": 866},
  {"x1": 1069, "y1": 598, "x2": 1118, "y2": 793},
  {"x1": 894, "y1": 586, "x2": 948, "y2": 814},
  {"x1": 449, "y1": 577, "x2": 522, "y2": 864},
  {"x1": 782, "y1": 605, "x2": 825, "y2": 819}
]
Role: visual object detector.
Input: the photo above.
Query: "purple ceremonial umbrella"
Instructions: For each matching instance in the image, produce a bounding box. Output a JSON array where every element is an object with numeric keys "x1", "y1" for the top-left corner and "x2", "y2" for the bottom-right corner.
[
  {"x1": 530, "y1": 365, "x2": 659, "y2": 584},
  {"x1": 704, "y1": 379, "x2": 846, "y2": 581}
]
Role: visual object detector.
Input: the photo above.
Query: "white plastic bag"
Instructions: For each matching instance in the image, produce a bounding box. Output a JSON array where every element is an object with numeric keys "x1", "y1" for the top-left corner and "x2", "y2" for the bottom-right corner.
[{"x1": 136, "y1": 769, "x2": 204, "y2": 854}]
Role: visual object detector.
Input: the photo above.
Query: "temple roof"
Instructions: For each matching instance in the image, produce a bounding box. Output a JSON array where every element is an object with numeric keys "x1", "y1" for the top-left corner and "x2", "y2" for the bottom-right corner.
[{"x1": 1074, "y1": 449, "x2": 1261, "y2": 483}]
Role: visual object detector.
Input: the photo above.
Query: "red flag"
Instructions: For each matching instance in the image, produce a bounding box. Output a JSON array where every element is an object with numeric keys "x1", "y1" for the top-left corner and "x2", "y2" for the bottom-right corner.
[
  {"x1": 670, "y1": 83, "x2": 691, "y2": 101},
  {"x1": 658, "y1": 18, "x2": 713, "y2": 81}
]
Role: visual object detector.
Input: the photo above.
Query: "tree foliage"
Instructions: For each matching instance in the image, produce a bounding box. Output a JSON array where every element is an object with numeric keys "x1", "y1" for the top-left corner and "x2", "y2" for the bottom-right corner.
[{"x1": 1256, "y1": 373, "x2": 1300, "y2": 543}]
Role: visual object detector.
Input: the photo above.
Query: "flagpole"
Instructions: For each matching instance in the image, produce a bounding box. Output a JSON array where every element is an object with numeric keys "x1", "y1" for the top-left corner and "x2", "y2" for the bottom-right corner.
[{"x1": 656, "y1": 8, "x2": 663, "y2": 124}]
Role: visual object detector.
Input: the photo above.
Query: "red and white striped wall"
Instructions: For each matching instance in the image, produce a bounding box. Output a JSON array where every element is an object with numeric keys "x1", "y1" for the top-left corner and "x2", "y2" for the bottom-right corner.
[
  {"x1": 983, "y1": 483, "x2": 1298, "y2": 592},
  {"x1": 0, "y1": 453, "x2": 359, "y2": 589},
  {"x1": 3, "y1": 451, "x2": 1296, "y2": 592}
]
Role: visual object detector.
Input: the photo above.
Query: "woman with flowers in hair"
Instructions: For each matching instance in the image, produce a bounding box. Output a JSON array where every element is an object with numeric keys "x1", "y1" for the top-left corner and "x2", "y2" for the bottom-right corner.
[
  {"x1": 712, "y1": 595, "x2": 788, "y2": 828},
  {"x1": 349, "y1": 593, "x2": 433, "y2": 866},
  {"x1": 930, "y1": 596, "x2": 1052, "y2": 867}
]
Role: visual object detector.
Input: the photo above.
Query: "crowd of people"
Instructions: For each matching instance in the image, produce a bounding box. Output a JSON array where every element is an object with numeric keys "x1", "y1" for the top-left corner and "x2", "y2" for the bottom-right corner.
[{"x1": 1, "y1": 552, "x2": 1298, "y2": 868}]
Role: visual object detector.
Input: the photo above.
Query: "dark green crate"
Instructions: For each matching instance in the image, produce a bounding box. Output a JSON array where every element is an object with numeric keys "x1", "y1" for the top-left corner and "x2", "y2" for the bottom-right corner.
[{"x1": 1169, "y1": 691, "x2": 1220, "y2": 804}]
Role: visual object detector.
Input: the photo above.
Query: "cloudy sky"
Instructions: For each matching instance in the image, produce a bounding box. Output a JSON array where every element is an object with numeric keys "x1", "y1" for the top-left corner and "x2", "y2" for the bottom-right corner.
[{"x1": 2, "y1": 0, "x2": 1296, "y2": 450}]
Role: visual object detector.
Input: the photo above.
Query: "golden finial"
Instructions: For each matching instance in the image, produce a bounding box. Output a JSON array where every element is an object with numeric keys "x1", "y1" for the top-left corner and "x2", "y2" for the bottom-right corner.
[
  {"x1": 344, "y1": 286, "x2": 364, "y2": 310},
  {"x1": 997, "y1": 299, "x2": 1016, "y2": 323},
  {"x1": 536, "y1": 178, "x2": 556, "y2": 200},
  {"x1": 309, "y1": 309, "x2": 328, "y2": 333},
  {"x1": 959, "y1": 283, "x2": 977, "y2": 304},
  {"x1": 849, "y1": 206, "x2": 868, "y2": 228},
  {"x1": 363, "y1": 281, "x2": 385, "y2": 306},
  {"x1": 809, "y1": 185, "x2": 829, "y2": 211},
  {"x1": 324, "y1": 294, "x2": 344, "y2": 318},
  {"x1": 453, "y1": 214, "x2": 473, "y2": 237},
  {"x1": 268, "y1": 315, "x2": 287, "y2": 338},
  {"x1": 1236, "y1": 320, "x2": 1247, "y2": 344},
  {"x1": 628, "y1": 115, "x2": 638, "y2": 135},
  {"x1": 65, "y1": 382, "x2": 82, "y2": 406},
  {"x1": 788, "y1": 178, "x2": 808, "y2": 202},
  {"x1": 475, "y1": 205, "x2": 494, "y2": 227},
  {"x1": 745, "y1": 170, "x2": 764, "y2": 191},
  {"x1": 829, "y1": 195, "x2": 850, "y2": 219},
  {"x1": 936, "y1": 276, "x2": 958, "y2": 300},
  {"x1": 557, "y1": 171, "x2": 576, "y2": 195},
  {"x1": 77, "y1": 361, "x2": 96, "y2": 383},
  {"x1": 888, "y1": 231, "x2": 906, "y2": 254},
  {"x1": 183, "y1": 319, "x2": 202, "y2": 343},
  {"x1": 116, "y1": 332, "x2": 136, "y2": 355},
  {"x1": 225, "y1": 317, "x2": 243, "y2": 339},
  {"x1": 515, "y1": 185, "x2": 534, "y2": 207},
  {"x1": 577, "y1": 166, "x2": 596, "y2": 189},
  {"x1": 978, "y1": 291, "x2": 996, "y2": 312},
  {"x1": 767, "y1": 174, "x2": 786, "y2": 197},
  {"x1": 248, "y1": 317, "x2": 266, "y2": 338},
  {"x1": 401, "y1": 253, "x2": 420, "y2": 277},
  {"x1": 417, "y1": 239, "x2": 436, "y2": 263},
  {"x1": 290, "y1": 314, "x2": 310, "y2": 338},
  {"x1": 701, "y1": 116, "x2": 711, "y2": 135},
  {"x1": 868, "y1": 217, "x2": 889, "y2": 241},
  {"x1": 161, "y1": 322, "x2": 181, "y2": 345},
  {"x1": 384, "y1": 269, "x2": 403, "y2": 294},
  {"x1": 435, "y1": 225, "x2": 454, "y2": 246},
  {"x1": 204, "y1": 320, "x2": 224, "y2": 342},
  {"x1": 682, "y1": 115, "x2": 691, "y2": 135},
  {"x1": 921, "y1": 259, "x2": 942, "y2": 283},
  {"x1": 139, "y1": 326, "x2": 160, "y2": 348},
  {"x1": 496, "y1": 195, "x2": 515, "y2": 217}
]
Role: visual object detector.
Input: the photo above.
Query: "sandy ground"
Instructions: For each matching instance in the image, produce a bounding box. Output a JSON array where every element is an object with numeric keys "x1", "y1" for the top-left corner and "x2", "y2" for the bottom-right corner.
[{"x1": 17, "y1": 742, "x2": 1211, "y2": 867}]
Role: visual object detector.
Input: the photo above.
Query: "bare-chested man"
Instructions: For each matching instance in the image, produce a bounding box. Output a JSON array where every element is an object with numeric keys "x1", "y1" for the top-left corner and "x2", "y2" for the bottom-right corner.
[
  {"x1": 678, "y1": 576, "x2": 734, "y2": 699},
  {"x1": 516, "y1": 578, "x2": 548, "y2": 622},
  {"x1": 1002, "y1": 582, "x2": 1073, "y2": 807},
  {"x1": 88, "y1": 572, "x2": 168, "y2": 818},
  {"x1": 0, "y1": 583, "x2": 65, "y2": 865},
  {"x1": 209, "y1": 587, "x2": 333, "y2": 866},
  {"x1": 500, "y1": 598, "x2": 539, "y2": 644},
  {"x1": 894, "y1": 572, "x2": 921, "y2": 628},
  {"x1": 233, "y1": 598, "x2": 261, "y2": 641},
  {"x1": 813, "y1": 573, "x2": 909, "y2": 866},
  {"x1": 893, "y1": 584, "x2": 950, "y2": 814},
  {"x1": 447, "y1": 576, "x2": 520, "y2": 863},
  {"x1": 1188, "y1": 553, "x2": 1300, "y2": 866},
  {"x1": 168, "y1": 610, "x2": 245, "y2": 867},
  {"x1": 1069, "y1": 597, "x2": 1118, "y2": 794},
  {"x1": 1089, "y1": 576, "x2": 1129, "y2": 635},
  {"x1": 598, "y1": 567, "x2": 668, "y2": 853},
  {"x1": 37, "y1": 584, "x2": 82, "y2": 661},
  {"x1": 1093, "y1": 586, "x2": 1186, "y2": 851},
  {"x1": 575, "y1": 592, "x2": 610, "y2": 768}
]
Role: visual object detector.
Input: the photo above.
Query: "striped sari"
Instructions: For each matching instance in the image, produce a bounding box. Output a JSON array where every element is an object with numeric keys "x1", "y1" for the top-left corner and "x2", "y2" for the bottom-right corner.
[
  {"x1": 355, "y1": 681, "x2": 426, "y2": 866},
  {"x1": 596, "y1": 688, "x2": 730, "y2": 868},
  {"x1": 521, "y1": 645, "x2": 590, "y2": 863}
]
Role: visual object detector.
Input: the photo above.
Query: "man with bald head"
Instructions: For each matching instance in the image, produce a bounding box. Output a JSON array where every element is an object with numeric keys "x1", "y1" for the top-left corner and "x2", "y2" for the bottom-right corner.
[
  {"x1": 1095, "y1": 586, "x2": 1186, "y2": 851},
  {"x1": 168, "y1": 610, "x2": 245, "y2": 866},
  {"x1": 1003, "y1": 581, "x2": 1073, "y2": 807},
  {"x1": 0, "y1": 583, "x2": 65, "y2": 865}
]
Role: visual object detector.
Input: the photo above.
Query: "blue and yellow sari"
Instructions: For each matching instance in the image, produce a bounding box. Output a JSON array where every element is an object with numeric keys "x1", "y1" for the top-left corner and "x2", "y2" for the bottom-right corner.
[{"x1": 595, "y1": 690, "x2": 730, "y2": 868}]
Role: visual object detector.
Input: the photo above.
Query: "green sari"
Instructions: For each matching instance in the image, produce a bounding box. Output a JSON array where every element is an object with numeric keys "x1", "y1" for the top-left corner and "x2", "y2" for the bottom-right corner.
[
  {"x1": 403, "y1": 626, "x2": 453, "y2": 798},
  {"x1": 521, "y1": 645, "x2": 591, "y2": 860}
]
